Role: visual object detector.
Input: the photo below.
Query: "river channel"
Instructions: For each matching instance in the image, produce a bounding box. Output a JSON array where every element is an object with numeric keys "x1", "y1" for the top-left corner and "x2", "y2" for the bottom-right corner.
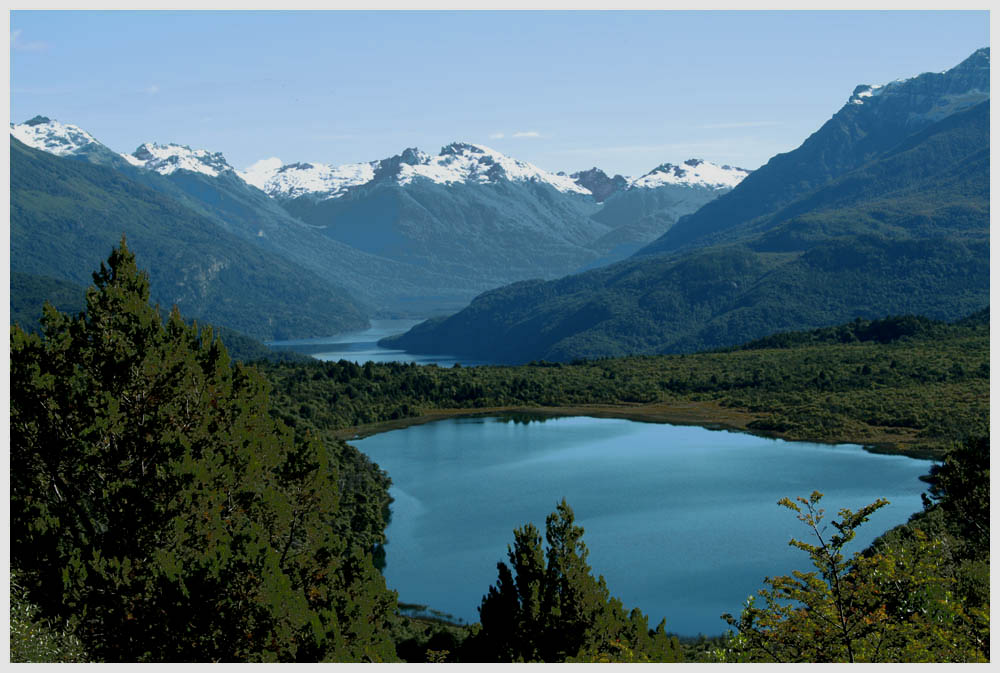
[{"x1": 266, "y1": 318, "x2": 493, "y2": 366}]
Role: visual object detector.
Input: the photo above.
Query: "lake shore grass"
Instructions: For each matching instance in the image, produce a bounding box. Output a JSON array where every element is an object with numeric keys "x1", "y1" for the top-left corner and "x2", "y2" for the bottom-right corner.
[{"x1": 333, "y1": 399, "x2": 940, "y2": 460}]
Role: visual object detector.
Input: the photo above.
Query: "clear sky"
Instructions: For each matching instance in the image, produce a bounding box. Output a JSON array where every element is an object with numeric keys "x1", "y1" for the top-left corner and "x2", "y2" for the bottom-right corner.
[{"x1": 9, "y1": 9, "x2": 990, "y2": 177}]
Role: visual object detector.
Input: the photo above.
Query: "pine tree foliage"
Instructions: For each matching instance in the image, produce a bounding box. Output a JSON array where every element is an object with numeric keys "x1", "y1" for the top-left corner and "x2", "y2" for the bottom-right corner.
[
  {"x1": 471, "y1": 499, "x2": 682, "y2": 662},
  {"x1": 9, "y1": 239, "x2": 398, "y2": 662},
  {"x1": 921, "y1": 435, "x2": 990, "y2": 558}
]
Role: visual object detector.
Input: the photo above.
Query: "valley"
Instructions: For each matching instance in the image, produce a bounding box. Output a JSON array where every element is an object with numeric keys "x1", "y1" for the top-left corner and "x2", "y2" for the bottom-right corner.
[
  {"x1": 266, "y1": 318, "x2": 496, "y2": 366},
  {"x1": 10, "y1": 119, "x2": 747, "y2": 335},
  {"x1": 9, "y1": 20, "x2": 989, "y2": 664}
]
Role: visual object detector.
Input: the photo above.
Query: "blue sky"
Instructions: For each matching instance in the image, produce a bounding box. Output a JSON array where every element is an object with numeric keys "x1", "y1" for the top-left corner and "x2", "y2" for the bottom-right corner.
[{"x1": 9, "y1": 10, "x2": 990, "y2": 177}]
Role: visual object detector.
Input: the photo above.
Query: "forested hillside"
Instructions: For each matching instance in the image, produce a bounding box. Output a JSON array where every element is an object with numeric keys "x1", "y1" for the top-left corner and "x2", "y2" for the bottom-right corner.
[
  {"x1": 639, "y1": 47, "x2": 989, "y2": 256},
  {"x1": 384, "y1": 77, "x2": 989, "y2": 363},
  {"x1": 10, "y1": 138, "x2": 367, "y2": 340},
  {"x1": 264, "y1": 313, "x2": 987, "y2": 457}
]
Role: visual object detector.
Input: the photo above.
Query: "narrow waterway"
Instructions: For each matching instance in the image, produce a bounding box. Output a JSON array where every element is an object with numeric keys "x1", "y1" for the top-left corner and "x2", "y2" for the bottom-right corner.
[{"x1": 267, "y1": 319, "x2": 494, "y2": 366}]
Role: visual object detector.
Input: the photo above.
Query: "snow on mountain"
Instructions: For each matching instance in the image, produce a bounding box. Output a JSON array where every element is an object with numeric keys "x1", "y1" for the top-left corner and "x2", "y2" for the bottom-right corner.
[
  {"x1": 628, "y1": 159, "x2": 750, "y2": 190},
  {"x1": 239, "y1": 158, "x2": 377, "y2": 199},
  {"x1": 394, "y1": 142, "x2": 592, "y2": 195},
  {"x1": 10, "y1": 116, "x2": 245, "y2": 181},
  {"x1": 12, "y1": 115, "x2": 747, "y2": 201},
  {"x1": 125, "y1": 142, "x2": 235, "y2": 178},
  {"x1": 845, "y1": 47, "x2": 989, "y2": 122},
  {"x1": 244, "y1": 142, "x2": 592, "y2": 200},
  {"x1": 10, "y1": 116, "x2": 103, "y2": 156}
]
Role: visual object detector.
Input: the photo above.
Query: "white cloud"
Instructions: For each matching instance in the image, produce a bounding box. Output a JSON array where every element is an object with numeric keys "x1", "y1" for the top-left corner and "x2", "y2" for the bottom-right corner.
[
  {"x1": 144, "y1": 84, "x2": 160, "y2": 95},
  {"x1": 699, "y1": 121, "x2": 780, "y2": 129},
  {"x1": 11, "y1": 29, "x2": 49, "y2": 52},
  {"x1": 512, "y1": 131, "x2": 542, "y2": 138},
  {"x1": 489, "y1": 132, "x2": 505, "y2": 139}
]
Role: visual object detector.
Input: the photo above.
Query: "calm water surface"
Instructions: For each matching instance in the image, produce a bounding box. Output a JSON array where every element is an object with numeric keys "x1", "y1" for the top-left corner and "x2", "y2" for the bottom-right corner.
[
  {"x1": 266, "y1": 319, "x2": 494, "y2": 366},
  {"x1": 353, "y1": 415, "x2": 933, "y2": 636}
]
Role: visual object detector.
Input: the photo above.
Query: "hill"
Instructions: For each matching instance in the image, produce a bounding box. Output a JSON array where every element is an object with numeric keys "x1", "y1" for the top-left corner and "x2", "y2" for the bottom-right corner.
[
  {"x1": 10, "y1": 138, "x2": 367, "y2": 341},
  {"x1": 382, "y1": 52, "x2": 989, "y2": 363}
]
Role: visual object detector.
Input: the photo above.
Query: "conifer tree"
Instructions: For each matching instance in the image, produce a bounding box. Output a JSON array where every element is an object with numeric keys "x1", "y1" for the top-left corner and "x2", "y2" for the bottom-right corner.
[
  {"x1": 472, "y1": 499, "x2": 681, "y2": 662},
  {"x1": 10, "y1": 239, "x2": 398, "y2": 662}
]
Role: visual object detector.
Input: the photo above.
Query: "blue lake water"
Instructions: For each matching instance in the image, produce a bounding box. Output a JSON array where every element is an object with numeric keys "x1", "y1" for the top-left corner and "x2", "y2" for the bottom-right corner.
[
  {"x1": 353, "y1": 415, "x2": 934, "y2": 636},
  {"x1": 266, "y1": 319, "x2": 493, "y2": 366}
]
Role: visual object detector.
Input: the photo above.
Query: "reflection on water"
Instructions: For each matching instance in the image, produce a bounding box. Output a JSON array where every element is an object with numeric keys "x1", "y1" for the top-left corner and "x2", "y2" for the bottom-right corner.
[
  {"x1": 266, "y1": 319, "x2": 494, "y2": 366},
  {"x1": 354, "y1": 416, "x2": 934, "y2": 636}
]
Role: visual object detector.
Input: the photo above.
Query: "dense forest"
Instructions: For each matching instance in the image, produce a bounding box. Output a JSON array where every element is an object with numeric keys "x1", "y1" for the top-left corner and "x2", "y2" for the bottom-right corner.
[
  {"x1": 263, "y1": 310, "x2": 987, "y2": 458},
  {"x1": 10, "y1": 244, "x2": 989, "y2": 662}
]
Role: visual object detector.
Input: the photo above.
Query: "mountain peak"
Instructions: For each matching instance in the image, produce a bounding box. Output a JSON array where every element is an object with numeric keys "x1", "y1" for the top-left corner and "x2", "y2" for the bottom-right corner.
[
  {"x1": 126, "y1": 142, "x2": 236, "y2": 178},
  {"x1": 440, "y1": 141, "x2": 486, "y2": 157},
  {"x1": 238, "y1": 157, "x2": 376, "y2": 199},
  {"x1": 843, "y1": 47, "x2": 989, "y2": 119},
  {"x1": 10, "y1": 116, "x2": 103, "y2": 157},
  {"x1": 630, "y1": 159, "x2": 750, "y2": 190},
  {"x1": 956, "y1": 46, "x2": 989, "y2": 70},
  {"x1": 570, "y1": 167, "x2": 629, "y2": 202},
  {"x1": 384, "y1": 142, "x2": 591, "y2": 195}
]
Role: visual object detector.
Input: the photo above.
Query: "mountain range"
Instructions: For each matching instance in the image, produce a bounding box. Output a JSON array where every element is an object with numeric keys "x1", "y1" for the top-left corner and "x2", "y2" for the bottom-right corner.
[
  {"x1": 383, "y1": 48, "x2": 990, "y2": 363},
  {"x1": 10, "y1": 137, "x2": 368, "y2": 340},
  {"x1": 242, "y1": 142, "x2": 747, "y2": 289},
  {"x1": 10, "y1": 117, "x2": 745, "y2": 339}
]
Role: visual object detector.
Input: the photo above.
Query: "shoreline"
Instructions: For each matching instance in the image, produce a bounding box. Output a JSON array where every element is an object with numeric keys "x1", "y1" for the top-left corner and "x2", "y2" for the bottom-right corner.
[{"x1": 333, "y1": 401, "x2": 941, "y2": 460}]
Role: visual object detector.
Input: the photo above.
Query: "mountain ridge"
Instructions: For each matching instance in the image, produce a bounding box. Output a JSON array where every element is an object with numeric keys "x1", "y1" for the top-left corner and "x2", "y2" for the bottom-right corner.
[
  {"x1": 381, "y1": 49, "x2": 989, "y2": 363},
  {"x1": 637, "y1": 47, "x2": 989, "y2": 257},
  {"x1": 10, "y1": 116, "x2": 748, "y2": 205},
  {"x1": 11, "y1": 116, "x2": 748, "y2": 311},
  {"x1": 9, "y1": 137, "x2": 369, "y2": 340}
]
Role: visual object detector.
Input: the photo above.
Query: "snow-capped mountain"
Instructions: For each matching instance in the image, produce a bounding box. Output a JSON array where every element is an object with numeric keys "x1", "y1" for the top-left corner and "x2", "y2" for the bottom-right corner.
[
  {"x1": 123, "y1": 142, "x2": 236, "y2": 178},
  {"x1": 628, "y1": 159, "x2": 750, "y2": 190},
  {"x1": 390, "y1": 142, "x2": 590, "y2": 195},
  {"x1": 10, "y1": 116, "x2": 103, "y2": 156},
  {"x1": 10, "y1": 114, "x2": 750, "y2": 304},
  {"x1": 243, "y1": 142, "x2": 592, "y2": 201},
  {"x1": 11, "y1": 115, "x2": 747, "y2": 206},
  {"x1": 241, "y1": 143, "x2": 749, "y2": 204},
  {"x1": 240, "y1": 158, "x2": 377, "y2": 199},
  {"x1": 9, "y1": 117, "x2": 241, "y2": 181}
]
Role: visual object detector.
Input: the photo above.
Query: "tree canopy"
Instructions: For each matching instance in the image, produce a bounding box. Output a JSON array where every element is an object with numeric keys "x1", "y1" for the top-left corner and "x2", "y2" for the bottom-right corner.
[
  {"x1": 470, "y1": 499, "x2": 682, "y2": 662},
  {"x1": 721, "y1": 490, "x2": 989, "y2": 662},
  {"x1": 10, "y1": 239, "x2": 398, "y2": 662}
]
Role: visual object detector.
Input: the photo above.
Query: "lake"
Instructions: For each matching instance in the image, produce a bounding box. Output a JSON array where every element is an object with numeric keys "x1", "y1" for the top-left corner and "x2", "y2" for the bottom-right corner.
[
  {"x1": 266, "y1": 318, "x2": 493, "y2": 366},
  {"x1": 352, "y1": 415, "x2": 934, "y2": 636}
]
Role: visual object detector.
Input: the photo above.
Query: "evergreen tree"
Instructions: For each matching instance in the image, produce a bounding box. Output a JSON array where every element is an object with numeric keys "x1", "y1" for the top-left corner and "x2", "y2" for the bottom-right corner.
[
  {"x1": 470, "y1": 499, "x2": 681, "y2": 662},
  {"x1": 921, "y1": 434, "x2": 990, "y2": 558},
  {"x1": 10, "y1": 239, "x2": 398, "y2": 662}
]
